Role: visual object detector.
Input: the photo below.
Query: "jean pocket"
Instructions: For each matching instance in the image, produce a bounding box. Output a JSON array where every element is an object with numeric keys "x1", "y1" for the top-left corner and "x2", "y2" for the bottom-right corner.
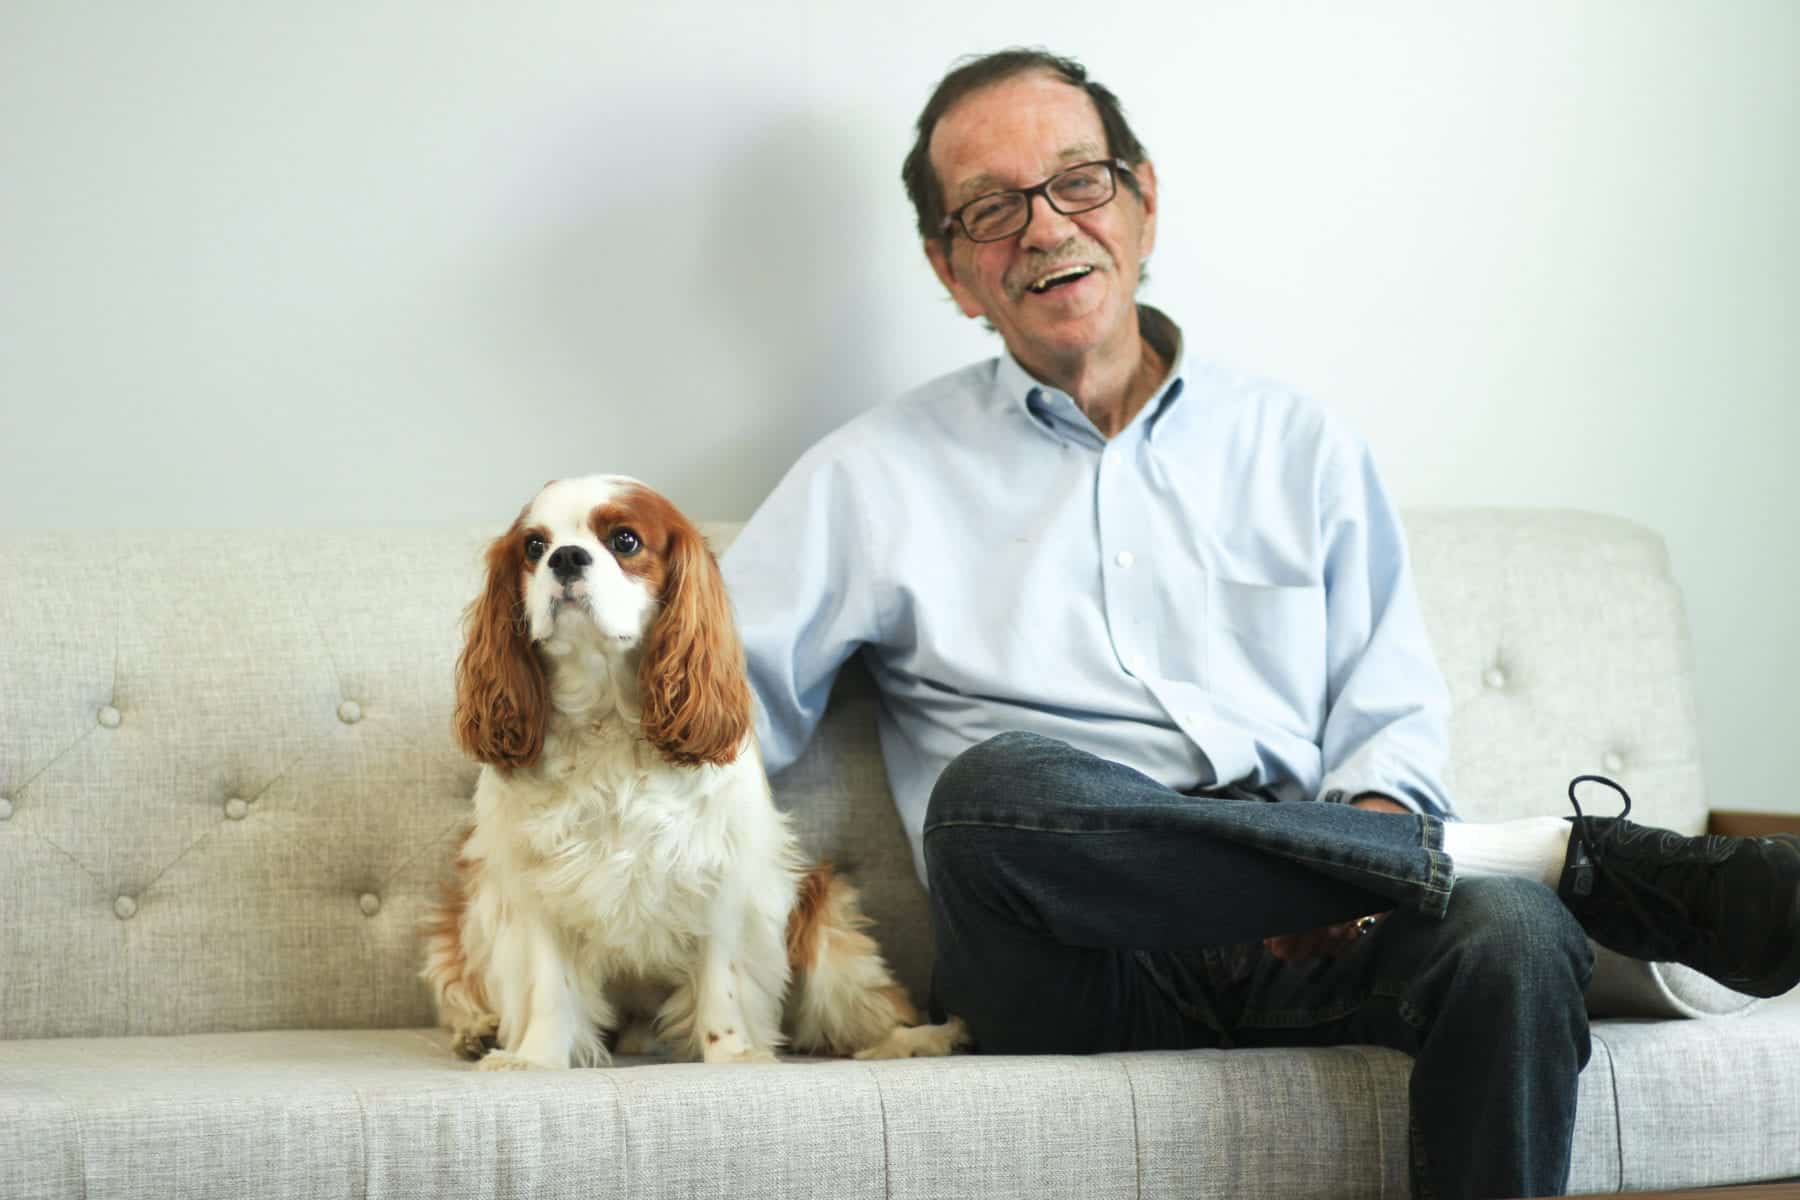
[{"x1": 1209, "y1": 576, "x2": 1327, "y2": 730}]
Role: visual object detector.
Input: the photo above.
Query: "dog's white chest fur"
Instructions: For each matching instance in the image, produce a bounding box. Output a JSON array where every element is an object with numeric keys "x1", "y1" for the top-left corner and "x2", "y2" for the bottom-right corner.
[{"x1": 484, "y1": 714, "x2": 746, "y2": 980}]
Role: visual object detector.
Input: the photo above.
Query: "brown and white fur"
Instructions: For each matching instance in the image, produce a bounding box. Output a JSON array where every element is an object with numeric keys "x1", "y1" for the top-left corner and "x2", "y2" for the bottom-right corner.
[{"x1": 422, "y1": 474, "x2": 965, "y2": 1069}]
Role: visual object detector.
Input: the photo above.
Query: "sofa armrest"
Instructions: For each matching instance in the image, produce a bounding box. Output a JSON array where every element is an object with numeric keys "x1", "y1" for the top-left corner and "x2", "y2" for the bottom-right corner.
[{"x1": 1707, "y1": 810, "x2": 1800, "y2": 837}]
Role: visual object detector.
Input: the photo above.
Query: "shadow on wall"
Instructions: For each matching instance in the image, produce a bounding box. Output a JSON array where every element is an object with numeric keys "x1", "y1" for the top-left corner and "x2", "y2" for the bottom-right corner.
[
  {"x1": 487, "y1": 99, "x2": 887, "y2": 520},
  {"x1": 680, "y1": 110, "x2": 892, "y2": 518}
]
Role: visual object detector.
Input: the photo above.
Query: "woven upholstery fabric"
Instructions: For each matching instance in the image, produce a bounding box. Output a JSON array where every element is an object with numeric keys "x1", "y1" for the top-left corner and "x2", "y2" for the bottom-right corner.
[
  {"x1": 0, "y1": 511, "x2": 1751, "y2": 1039},
  {"x1": 1403, "y1": 508, "x2": 1707, "y2": 833},
  {"x1": 0, "y1": 530, "x2": 493, "y2": 1039},
  {"x1": 1596, "y1": 998, "x2": 1800, "y2": 1191},
  {"x1": 0, "y1": 1024, "x2": 1657, "y2": 1200},
  {"x1": 0, "y1": 1029, "x2": 881, "y2": 1200}
]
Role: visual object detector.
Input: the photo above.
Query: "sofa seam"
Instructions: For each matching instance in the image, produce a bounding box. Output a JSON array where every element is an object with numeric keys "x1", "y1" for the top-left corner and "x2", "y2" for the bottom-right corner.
[
  {"x1": 350, "y1": 1084, "x2": 371, "y2": 1200},
  {"x1": 1592, "y1": 1026, "x2": 1625, "y2": 1192},
  {"x1": 3, "y1": 725, "x2": 100, "y2": 813},
  {"x1": 288, "y1": 554, "x2": 350, "y2": 701},
  {"x1": 379, "y1": 815, "x2": 473, "y2": 890},
  {"x1": 592, "y1": 1064, "x2": 630, "y2": 1195},
  {"x1": 17, "y1": 830, "x2": 108, "y2": 891},
  {"x1": 1348, "y1": 1047, "x2": 1390, "y2": 1199},
  {"x1": 1117, "y1": 1057, "x2": 1143, "y2": 1200},
  {"x1": 72, "y1": 1084, "x2": 91, "y2": 1200},
  {"x1": 860, "y1": 1063, "x2": 893, "y2": 1200}
]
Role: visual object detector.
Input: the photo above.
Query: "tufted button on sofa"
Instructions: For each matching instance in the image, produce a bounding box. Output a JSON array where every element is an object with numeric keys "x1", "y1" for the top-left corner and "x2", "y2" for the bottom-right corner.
[{"x1": 1, "y1": 511, "x2": 1797, "y2": 1199}]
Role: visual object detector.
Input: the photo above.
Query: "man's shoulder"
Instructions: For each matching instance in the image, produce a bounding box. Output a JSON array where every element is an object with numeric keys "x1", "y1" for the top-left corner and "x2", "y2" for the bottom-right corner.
[
  {"x1": 1185, "y1": 360, "x2": 1354, "y2": 447},
  {"x1": 797, "y1": 357, "x2": 1004, "y2": 465}
]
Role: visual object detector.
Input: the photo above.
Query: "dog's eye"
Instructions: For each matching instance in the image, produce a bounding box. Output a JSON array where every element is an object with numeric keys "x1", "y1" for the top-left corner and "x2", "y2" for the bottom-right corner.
[
  {"x1": 524, "y1": 535, "x2": 548, "y2": 562},
  {"x1": 608, "y1": 529, "x2": 642, "y2": 557}
]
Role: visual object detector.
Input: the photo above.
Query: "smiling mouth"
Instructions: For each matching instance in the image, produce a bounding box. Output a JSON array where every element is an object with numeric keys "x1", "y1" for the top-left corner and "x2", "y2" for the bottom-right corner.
[{"x1": 1025, "y1": 264, "x2": 1095, "y2": 295}]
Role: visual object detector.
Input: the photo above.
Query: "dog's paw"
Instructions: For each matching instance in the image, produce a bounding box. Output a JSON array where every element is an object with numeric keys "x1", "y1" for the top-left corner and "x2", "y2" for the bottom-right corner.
[
  {"x1": 700, "y1": 1028, "x2": 776, "y2": 1064},
  {"x1": 475, "y1": 1049, "x2": 556, "y2": 1072},
  {"x1": 853, "y1": 1017, "x2": 969, "y2": 1061},
  {"x1": 451, "y1": 1014, "x2": 500, "y2": 1062},
  {"x1": 718, "y1": 1046, "x2": 778, "y2": 1064}
]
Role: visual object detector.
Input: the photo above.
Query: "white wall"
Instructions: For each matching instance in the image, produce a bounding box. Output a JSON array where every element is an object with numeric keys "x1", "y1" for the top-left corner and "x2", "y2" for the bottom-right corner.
[{"x1": 3, "y1": 2, "x2": 1795, "y2": 812}]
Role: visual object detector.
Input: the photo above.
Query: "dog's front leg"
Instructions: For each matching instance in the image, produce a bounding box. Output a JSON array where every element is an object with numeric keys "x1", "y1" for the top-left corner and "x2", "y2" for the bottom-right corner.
[
  {"x1": 693, "y1": 885, "x2": 786, "y2": 1064},
  {"x1": 480, "y1": 906, "x2": 609, "y2": 1071}
]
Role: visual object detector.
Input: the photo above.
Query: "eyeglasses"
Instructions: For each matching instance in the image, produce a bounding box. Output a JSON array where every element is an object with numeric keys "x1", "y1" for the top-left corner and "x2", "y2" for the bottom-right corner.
[{"x1": 940, "y1": 159, "x2": 1132, "y2": 243}]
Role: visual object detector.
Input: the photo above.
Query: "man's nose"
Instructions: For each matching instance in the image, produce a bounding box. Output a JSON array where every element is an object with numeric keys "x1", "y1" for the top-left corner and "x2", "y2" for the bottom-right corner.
[
  {"x1": 1019, "y1": 192, "x2": 1078, "y2": 250},
  {"x1": 546, "y1": 545, "x2": 592, "y2": 583}
]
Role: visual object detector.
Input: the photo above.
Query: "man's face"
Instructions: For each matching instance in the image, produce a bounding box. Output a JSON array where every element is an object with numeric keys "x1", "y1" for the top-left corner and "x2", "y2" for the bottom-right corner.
[{"x1": 925, "y1": 72, "x2": 1158, "y2": 373}]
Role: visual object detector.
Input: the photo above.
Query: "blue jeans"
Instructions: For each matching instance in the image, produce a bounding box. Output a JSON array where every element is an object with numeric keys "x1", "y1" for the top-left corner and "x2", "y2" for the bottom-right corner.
[{"x1": 924, "y1": 732, "x2": 1595, "y2": 1200}]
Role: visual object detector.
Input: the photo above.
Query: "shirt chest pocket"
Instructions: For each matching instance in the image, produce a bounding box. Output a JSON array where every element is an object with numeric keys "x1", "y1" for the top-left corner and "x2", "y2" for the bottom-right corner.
[{"x1": 1207, "y1": 576, "x2": 1329, "y2": 732}]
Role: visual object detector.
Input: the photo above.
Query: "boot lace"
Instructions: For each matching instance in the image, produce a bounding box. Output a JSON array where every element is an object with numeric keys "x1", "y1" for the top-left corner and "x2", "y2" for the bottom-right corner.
[{"x1": 1567, "y1": 774, "x2": 1694, "y2": 961}]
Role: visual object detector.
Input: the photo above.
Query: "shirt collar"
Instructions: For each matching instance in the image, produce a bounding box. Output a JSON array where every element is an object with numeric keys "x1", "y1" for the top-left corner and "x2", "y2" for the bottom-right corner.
[{"x1": 996, "y1": 304, "x2": 1188, "y2": 447}]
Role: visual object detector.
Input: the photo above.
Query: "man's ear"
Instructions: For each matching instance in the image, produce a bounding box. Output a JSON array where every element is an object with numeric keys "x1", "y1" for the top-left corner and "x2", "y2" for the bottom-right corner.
[
  {"x1": 1132, "y1": 158, "x2": 1158, "y2": 260},
  {"x1": 924, "y1": 238, "x2": 985, "y2": 319}
]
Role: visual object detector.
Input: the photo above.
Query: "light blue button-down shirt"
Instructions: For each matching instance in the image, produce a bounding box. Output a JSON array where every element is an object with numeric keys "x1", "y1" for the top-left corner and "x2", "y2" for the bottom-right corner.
[{"x1": 722, "y1": 307, "x2": 1454, "y2": 884}]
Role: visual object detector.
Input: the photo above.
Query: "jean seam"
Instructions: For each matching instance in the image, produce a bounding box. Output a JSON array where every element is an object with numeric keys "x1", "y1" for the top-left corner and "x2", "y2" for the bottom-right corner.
[
  {"x1": 926, "y1": 820, "x2": 1155, "y2": 836},
  {"x1": 925, "y1": 821, "x2": 1450, "y2": 902},
  {"x1": 1269, "y1": 848, "x2": 1451, "y2": 899},
  {"x1": 1134, "y1": 951, "x2": 1230, "y2": 1043},
  {"x1": 928, "y1": 816, "x2": 1447, "y2": 921}
]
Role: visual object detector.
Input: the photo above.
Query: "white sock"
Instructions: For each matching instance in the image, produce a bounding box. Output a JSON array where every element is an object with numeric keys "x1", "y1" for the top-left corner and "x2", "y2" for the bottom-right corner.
[{"x1": 1441, "y1": 818, "x2": 1573, "y2": 891}]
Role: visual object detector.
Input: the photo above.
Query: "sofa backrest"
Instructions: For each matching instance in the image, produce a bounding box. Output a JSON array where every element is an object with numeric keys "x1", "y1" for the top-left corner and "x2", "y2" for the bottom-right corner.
[{"x1": 0, "y1": 510, "x2": 1707, "y2": 1039}]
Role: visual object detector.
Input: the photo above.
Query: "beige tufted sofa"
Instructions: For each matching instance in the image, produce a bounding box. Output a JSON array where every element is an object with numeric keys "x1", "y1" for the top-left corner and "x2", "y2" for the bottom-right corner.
[{"x1": 2, "y1": 510, "x2": 1798, "y2": 1199}]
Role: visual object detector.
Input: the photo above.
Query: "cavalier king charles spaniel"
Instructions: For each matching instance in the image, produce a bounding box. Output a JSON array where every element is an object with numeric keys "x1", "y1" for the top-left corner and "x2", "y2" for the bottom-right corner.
[{"x1": 422, "y1": 475, "x2": 965, "y2": 1069}]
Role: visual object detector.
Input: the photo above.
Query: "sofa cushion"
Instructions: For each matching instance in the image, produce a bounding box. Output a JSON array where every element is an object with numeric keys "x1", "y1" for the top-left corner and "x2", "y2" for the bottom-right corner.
[
  {"x1": 1596, "y1": 998, "x2": 1800, "y2": 1191},
  {"x1": 0, "y1": 1024, "x2": 1640, "y2": 1200}
]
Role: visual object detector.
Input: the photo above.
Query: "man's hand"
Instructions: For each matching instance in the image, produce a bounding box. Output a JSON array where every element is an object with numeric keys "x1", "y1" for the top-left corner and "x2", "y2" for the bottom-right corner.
[{"x1": 1262, "y1": 793, "x2": 1406, "y2": 962}]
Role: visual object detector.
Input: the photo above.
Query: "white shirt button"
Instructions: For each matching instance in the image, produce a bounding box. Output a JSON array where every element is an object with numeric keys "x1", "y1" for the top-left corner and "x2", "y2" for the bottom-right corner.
[
  {"x1": 97, "y1": 705, "x2": 122, "y2": 728},
  {"x1": 114, "y1": 895, "x2": 138, "y2": 920},
  {"x1": 224, "y1": 797, "x2": 249, "y2": 820},
  {"x1": 337, "y1": 700, "x2": 363, "y2": 724},
  {"x1": 359, "y1": 893, "x2": 382, "y2": 917},
  {"x1": 1482, "y1": 668, "x2": 1507, "y2": 690},
  {"x1": 1115, "y1": 550, "x2": 1135, "y2": 569},
  {"x1": 0, "y1": 797, "x2": 12, "y2": 821},
  {"x1": 1602, "y1": 752, "x2": 1625, "y2": 773}
]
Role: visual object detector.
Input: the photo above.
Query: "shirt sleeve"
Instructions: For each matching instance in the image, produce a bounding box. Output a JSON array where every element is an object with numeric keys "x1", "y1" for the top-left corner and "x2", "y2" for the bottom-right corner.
[
  {"x1": 1314, "y1": 431, "x2": 1456, "y2": 819},
  {"x1": 719, "y1": 442, "x2": 885, "y2": 777}
]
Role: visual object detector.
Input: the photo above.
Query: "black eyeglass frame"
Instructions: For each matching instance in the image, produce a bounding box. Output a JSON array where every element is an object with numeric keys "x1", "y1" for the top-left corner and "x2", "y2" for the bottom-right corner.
[{"x1": 938, "y1": 158, "x2": 1135, "y2": 243}]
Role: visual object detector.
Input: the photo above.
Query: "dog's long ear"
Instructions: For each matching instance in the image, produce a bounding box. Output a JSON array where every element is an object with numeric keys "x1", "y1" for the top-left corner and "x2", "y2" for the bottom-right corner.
[
  {"x1": 454, "y1": 523, "x2": 547, "y2": 770},
  {"x1": 638, "y1": 513, "x2": 751, "y2": 768}
]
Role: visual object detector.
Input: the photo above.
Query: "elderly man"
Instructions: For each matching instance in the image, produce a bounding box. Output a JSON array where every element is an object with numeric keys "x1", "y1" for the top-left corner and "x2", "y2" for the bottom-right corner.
[{"x1": 721, "y1": 48, "x2": 1799, "y2": 1199}]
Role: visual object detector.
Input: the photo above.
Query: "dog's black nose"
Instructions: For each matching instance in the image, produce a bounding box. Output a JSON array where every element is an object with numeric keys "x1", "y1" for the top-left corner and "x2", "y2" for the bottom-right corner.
[{"x1": 546, "y1": 545, "x2": 592, "y2": 582}]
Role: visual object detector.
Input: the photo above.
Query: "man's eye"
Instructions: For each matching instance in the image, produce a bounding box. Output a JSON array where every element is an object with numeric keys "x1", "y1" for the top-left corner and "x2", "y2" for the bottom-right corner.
[
  {"x1": 609, "y1": 529, "x2": 641, "y2": 557},
  {"x1": 968, "y1": 196, "x2": 1019, "y2": 229},
  {"x1": 524, "y1": 535, "x2": 548, "y2": 562},
  {"x1": 1053, "y1": 173, "x2": 1104, "y2": 200}
]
